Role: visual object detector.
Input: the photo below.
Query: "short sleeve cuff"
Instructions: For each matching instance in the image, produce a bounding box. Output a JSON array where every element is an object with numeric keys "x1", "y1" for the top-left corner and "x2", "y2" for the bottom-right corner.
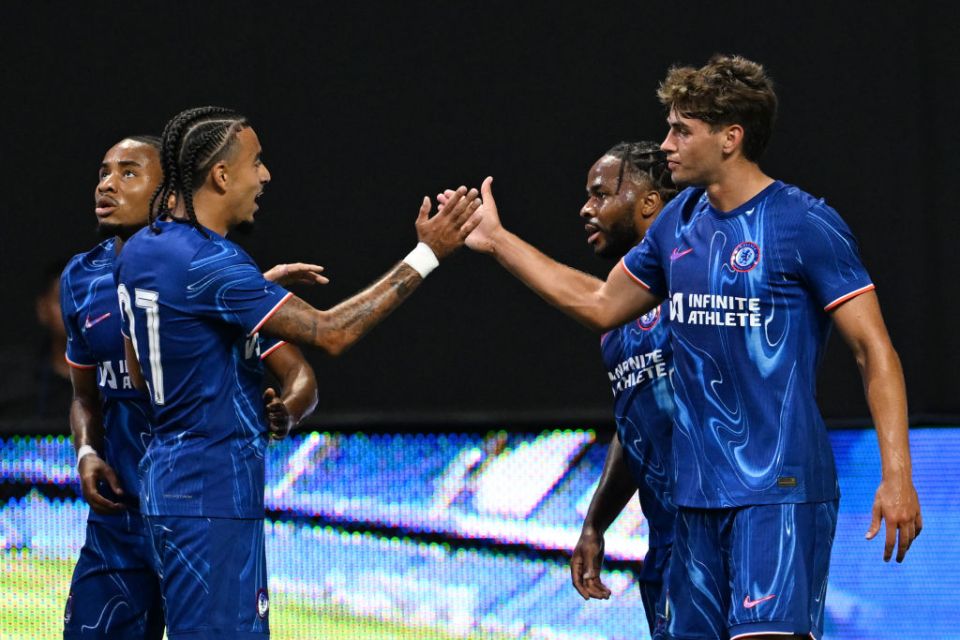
[
  {"x1": 65, "y1": 354, "x2": 96, "y2": 370},
  {"x1": 249, "y1": 292, "x2": 294, "y2": 336},
  {"x1": 260, "y1": 340, "x2": 287, "y2": 360},
  {"x1": 620, "y1": 260, "x2": 653, "y2": 291},
  {"x1": 824, "y1": 283, "x2": 875, "y2": 312}
]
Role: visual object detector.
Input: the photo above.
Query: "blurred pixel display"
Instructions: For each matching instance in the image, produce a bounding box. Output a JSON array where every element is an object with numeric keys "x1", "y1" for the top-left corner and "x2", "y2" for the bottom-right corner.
[{"x1": 2, "y1": 427, "x2": 957, "y2": 639}]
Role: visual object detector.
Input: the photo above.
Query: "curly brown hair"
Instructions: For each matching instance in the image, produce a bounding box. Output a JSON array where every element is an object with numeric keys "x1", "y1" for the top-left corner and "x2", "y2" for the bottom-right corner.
[{"x1": 657, "y1": 54, "x2": 777, "y2": 162}]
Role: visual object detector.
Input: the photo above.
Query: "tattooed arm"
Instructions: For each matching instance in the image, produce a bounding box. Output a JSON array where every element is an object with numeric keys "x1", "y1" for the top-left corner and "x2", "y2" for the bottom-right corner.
[
  {"x1": 262, "y1": 263, "x2": 421, "y2": 356},
  {"x1": 262, "y1": 187, "x2": 481, "y2": 356}
]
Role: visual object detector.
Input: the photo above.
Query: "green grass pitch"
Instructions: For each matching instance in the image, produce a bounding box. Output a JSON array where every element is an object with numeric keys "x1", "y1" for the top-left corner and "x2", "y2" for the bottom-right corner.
[{"x1": 1, "y1": 551, "x2": 507, "y2": 640}]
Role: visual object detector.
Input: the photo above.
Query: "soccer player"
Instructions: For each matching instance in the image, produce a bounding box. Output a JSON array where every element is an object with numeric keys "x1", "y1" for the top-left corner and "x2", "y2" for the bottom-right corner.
[
  {"x1": 463, "y1": 55, "x2": 921, "y2": 640},
  {"x1": 567, "y1": 142, "x2": 678, "y2": 637},
  {"x1": 61, "y1": 135, "x2": 320, "y2": 639},
  {"x1": 115, "y1": 106, "x2": 481, "y2": 639}
]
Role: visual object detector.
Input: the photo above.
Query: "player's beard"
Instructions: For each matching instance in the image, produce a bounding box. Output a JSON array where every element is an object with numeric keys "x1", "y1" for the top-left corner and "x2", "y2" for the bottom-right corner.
[
  {"x1": 595, "y1": 218, "x2": 638, "y2": 260},
  {"x1": 97, "y1": 220, "x2": 144, "y2": 241}
]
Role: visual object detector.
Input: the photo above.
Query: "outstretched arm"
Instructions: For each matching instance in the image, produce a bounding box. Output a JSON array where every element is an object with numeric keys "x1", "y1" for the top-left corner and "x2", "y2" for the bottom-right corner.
[
  {"x1": 262, "y1": 344, "x2": 318, "y2": 438},
  {"x1": 453, "y1": 178, "x2": 661, "y2": 331},
  {"x1": 832, "y1": 291, "x2": 921, "y2": 562},
  {"x1": 261, "y1": 188, "x2": 481, "y2": 355},
  {"x1": 571, "y1": 434, "x2": 637, "y2": 599},
  {"x1": 69, "y1": 366, "x2": 126, "y2": 514}
]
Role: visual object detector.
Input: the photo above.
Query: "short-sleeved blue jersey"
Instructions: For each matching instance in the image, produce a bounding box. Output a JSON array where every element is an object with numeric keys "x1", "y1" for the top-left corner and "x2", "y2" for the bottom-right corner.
[
  {"x1": 61, "y1": 238, "x2": 153, "y2": 522},
  {"x1": 600, "y1": 303, "x2": 676, "y2": 548},
  {"x1": 623, "y1": 181, "x2": 874, "y2": 508},
  {"x1": 115, "y1": 220, "x2": 292, "y2": 518}
]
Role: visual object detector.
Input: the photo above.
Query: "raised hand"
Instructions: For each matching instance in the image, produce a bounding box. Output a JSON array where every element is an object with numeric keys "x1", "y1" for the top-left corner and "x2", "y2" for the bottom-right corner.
[
  {"x1": 415, "y1": 186, "x2": 482, "y2": 260},
  {"x1": 570, "y1": 529, "x2": 612, "y2": 600},
  {"x1": 263, "y1": 263, "x2": 329, "y2": 287},
  {"x1": 78, "y1": 454, "x2": 126, "y2": 515},
  {"x1": 263, "y1": 387, "x2": 294, "y2": 439},
  {"x1": 438, "y1": 177, "x2": 502, "y2": 254}
]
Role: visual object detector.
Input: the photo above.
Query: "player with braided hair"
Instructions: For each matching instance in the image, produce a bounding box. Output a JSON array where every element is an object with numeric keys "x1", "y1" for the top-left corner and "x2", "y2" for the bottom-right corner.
[
  {"x1": 569, "y1": 142, "x2": 677, "y2": 640},
  {"x1": 61, "y1": 134, "x2": 321, "y2": 639},
  {"x1": 438, "y1": 141, "x2": 678, "y2": 638},
  {"x1": 461, "y1": 54, "x2": 921, "y2": 640},
  {"x1": 115, "y1": 106, "x2": 481, "y2": 638}
]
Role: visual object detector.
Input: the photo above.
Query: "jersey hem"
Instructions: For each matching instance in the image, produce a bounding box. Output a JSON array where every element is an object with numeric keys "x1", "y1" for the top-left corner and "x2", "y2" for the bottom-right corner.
[
  {"x1": 249, "y1": 292, "x2": 294, "y2": 336},
  {"x1": 823, "y1": 283, "x2": 875, "y2": 311},
  {"x1": 673, "y1": 493, "x2": 840, "y2": 509}
]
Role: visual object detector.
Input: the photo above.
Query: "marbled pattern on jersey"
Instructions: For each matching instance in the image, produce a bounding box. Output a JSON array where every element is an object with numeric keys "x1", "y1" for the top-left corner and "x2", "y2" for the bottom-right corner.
[
  {"x1": 666, "y1": 501, "x2": 837, "y2": 639},
  {"x1": 600, "y1": 302, "x2": 676, "y2": 547},
  {"x1": 624, "y1": 182, "x2": 873, "y2": 508},
  {"x1": 61, "y1": 238, "x2": 153, "y2": 518},
  {"x1": 115, "y1": 221, "x2": 290, "y2": 518}
]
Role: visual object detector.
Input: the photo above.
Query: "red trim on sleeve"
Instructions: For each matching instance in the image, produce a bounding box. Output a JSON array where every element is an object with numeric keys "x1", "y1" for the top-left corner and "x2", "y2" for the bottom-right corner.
[
  {"x1": 65, "y1": 354, "x2": 96, "y2": 370},
  {"x1": 619, "y1": 259, "x2": 652, "y2": 291},
  {"x1": 260, "y1": 341, "x2": 288, "y2": 360},
  {"x1": 823, "y1": 283, "x2": 875, "y2": 312},
  {"x1": 249, "y1": 292, "x2": 294, "y2": 336}
]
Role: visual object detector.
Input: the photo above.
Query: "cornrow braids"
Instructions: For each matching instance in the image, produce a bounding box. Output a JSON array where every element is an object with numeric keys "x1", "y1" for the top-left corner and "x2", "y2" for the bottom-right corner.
[
  {"x1": 604, "y1": 141, "x2": 678, "y2": 203},
  {"x1": 148, "y1": 106, "x2": 249, "y2": 235}
]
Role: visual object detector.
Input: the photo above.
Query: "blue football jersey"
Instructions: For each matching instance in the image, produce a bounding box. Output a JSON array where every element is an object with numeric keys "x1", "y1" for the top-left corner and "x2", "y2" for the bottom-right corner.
[
  {"x1": 61, "y1": 238, "x2": 153, "y2": 521},
  {"x1": 114, "y1": 220, "x2": 292, "y2": 518},
  {"x1": 623, "y1": 181, "x2": 874, "y2": 508},
  {"x1": 600, "y1": 303, "x2": 676, "y2": 548}
]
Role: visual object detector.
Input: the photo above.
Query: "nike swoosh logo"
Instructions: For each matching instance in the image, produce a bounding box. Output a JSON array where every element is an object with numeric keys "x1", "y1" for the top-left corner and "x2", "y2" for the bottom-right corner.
[
  {"x1": 84, "y1": 312, "x2": 112, "y2": 329},
  {"x1": 670, "y1": 247, "x2": 694, "y2": 261},
  {"x1": 743, "y1": 594, "x2": 776, "y2": 609}
]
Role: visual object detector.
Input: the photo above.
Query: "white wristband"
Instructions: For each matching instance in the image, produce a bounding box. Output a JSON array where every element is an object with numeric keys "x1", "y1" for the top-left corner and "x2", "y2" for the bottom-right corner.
[
  {"x1": 402, "y1": 242, "x2": 439, "y2": 279},
  {"x1": 77, "y1": 445, "x2": 98, "y2": 467}
]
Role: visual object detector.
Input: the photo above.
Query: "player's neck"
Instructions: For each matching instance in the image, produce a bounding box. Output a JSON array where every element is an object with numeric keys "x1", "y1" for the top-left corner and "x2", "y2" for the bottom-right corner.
[
  {"x1": 705, "y1": 162, "x2": 773, "y2": 213},
  {"x1": 190, "y1": 191, "x2": 230, "y2": 237}
]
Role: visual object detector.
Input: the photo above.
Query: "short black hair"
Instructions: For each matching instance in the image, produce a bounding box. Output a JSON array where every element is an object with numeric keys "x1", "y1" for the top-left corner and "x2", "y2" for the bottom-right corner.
[{"x1": 124, "y1": 134, "x2": 162, "y2": 151}]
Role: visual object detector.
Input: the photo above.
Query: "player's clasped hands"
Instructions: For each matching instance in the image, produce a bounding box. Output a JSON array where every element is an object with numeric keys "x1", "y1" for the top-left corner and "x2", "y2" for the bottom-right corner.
[{"x1": 415, "y1": 186, "x2": 483, "y2": 259}]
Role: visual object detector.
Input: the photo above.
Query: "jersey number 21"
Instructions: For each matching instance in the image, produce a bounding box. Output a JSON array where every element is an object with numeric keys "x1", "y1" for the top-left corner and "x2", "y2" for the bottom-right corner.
[{"x1": 117, "y1": 284, "x2": 165, "y2": 405}]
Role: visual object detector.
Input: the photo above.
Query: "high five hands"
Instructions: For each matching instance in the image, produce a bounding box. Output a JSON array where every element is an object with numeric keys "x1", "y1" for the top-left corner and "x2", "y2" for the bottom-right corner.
[
  {"x1": 437, "y1": 177, "x2": 500, "y2": 254},
  {"x1": 416, "y1": 186, "x2": 483, "y2": 259}
]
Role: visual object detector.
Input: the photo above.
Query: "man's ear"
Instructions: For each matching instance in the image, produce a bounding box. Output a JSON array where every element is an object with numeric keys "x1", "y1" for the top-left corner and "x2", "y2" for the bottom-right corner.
[
  {"x1": 640, "y1": 189, "x2": 662, "y2": 218},
  {"x1": 211, "y1": 161, "x2": 229, "y2": 193},
  {"x1": 721, "y1": 124, "x2": 745, "y2": 156}
]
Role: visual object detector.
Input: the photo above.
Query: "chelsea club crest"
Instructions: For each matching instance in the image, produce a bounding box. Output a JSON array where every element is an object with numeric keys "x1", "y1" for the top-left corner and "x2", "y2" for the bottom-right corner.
[
  {"x1": 730, "y1": 241, "x2": 761, "y2": 273},
  {"x1": 637, "y1": 306, "x2": 661, "y2": 331}
]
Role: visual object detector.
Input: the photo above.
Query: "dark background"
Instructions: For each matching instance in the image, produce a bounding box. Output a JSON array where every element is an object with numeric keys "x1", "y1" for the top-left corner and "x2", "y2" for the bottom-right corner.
[{"x1": 2, "y1": 1, "x2": 957, "y2": 428}]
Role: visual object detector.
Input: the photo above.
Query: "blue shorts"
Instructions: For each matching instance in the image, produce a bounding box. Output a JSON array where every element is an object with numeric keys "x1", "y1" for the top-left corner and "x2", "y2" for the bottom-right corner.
[
  {"x1": 63, "y1": 515, "x2": 164, "y2": 639},
  {"x1": 638, "y1": 543, "x2": 672, "y2": 640},
  {"x1": 145, "y1": 515, "x2": 269, "y2": 639},
  {"x1": 664, "y1": 501, "x2": 838, "y2": 640}
]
